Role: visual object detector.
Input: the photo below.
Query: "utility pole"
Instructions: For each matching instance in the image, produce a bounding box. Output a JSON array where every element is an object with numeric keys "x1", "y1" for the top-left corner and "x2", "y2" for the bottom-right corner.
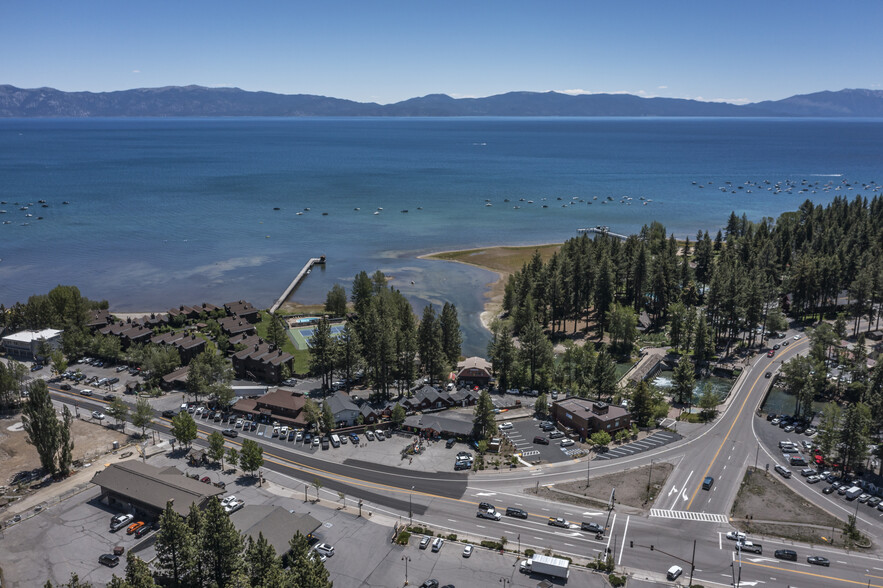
[
  {"x1": 587, "y1": 454, "x2": 591, "y2": 487},
  {"x1": 754, "y1": 443, "x2": 759, "y2": 470},
  {"x1": 688, "y1": 539, "x2": 696, "y2": 587}
]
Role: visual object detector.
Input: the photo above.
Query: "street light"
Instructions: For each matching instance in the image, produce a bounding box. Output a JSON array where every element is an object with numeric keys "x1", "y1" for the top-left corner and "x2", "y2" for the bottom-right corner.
[
  {"x1": 401, "y1": 555, "x2": 410, "y2": 585},
  {"x1": 499, "y1": 578, "x2": 510, "y2": 587}
]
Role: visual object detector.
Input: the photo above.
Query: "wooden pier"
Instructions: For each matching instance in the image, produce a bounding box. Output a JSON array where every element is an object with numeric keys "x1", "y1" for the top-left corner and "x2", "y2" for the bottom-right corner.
[
  {"x1": 269, "y1": 256, "x2": 326, "y2": 314},
  {"x1": 577, "y1": 226, "x2": 628, "y2": 241}
]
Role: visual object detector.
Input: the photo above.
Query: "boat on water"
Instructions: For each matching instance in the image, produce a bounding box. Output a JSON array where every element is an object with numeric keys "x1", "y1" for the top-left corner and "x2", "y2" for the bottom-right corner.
[
  {"x1": 401, "y1": 209, "x2": 408, "y2": 213},
  {"x1": 485, "y1": 203, "x2": 492, "y2": 207},
  {"x1": 373, "y1": 211, "x2": 380, "y2": 215},
  {"x1": 296, "y1": 212, "x2": 303, "y2": 216}
]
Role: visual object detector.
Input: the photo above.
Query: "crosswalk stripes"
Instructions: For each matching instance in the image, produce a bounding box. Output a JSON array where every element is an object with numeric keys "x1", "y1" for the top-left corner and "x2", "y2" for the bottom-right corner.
[
  {"x1": 521, "y1": 450, "x2": 540, "y2": 457},
  {"x1": 649, "y1": 509, "x2": 729, "y2": 523}
]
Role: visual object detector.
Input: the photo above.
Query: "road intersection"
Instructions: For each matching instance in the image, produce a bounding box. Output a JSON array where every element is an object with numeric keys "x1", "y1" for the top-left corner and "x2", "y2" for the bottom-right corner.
[{"x1": 45, "y1": 332, "x2": 883, "y2": 587}]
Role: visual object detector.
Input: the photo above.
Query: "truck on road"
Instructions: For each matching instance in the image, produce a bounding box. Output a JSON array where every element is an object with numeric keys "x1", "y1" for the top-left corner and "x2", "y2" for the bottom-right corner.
[{"x1": 519, "y1": 554, "x2": 570, "y2": 579}]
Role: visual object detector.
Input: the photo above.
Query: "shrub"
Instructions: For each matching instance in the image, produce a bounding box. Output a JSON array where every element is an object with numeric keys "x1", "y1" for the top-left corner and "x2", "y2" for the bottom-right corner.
[
  {"x1": 480, "y1": 540, "x2": 503, "y2": 550},
  {"x1": 524, "y1": 548, "x2": 536, "y2": 558},
  {"x1": 408, "y1": 526, "x2": 433, "y2": 536},
  {"x1": 395, "y1": 531, "x2": 411, "y2": 545},
  {"x1": 609, "y1": 574, "x2": 627, "y2": 587},
  {"x1": 446, "y1": 533, "x2": 457, "y2": 541}
]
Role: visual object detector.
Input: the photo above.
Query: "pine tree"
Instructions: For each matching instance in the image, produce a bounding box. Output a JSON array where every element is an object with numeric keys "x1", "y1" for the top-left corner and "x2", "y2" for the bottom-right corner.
[
  {"x1": 671, "y1": 356, "x2": 696, "y2": 406},
  {"x1": 417, "y1": 305, "x2": 444, "y2": 382},
  {"x1": 200, "y1": 498, "x2": 244, "y2": 588},
  {"x1": 308, "y1": 317, "x2": 335, "y2": 392},
  {"x1": 593, "y1": 349, "x2": 617, "y2": 401},
  {"x1": 22, "y1": 379, "x2": 60, "y2": 475},
  {"x1": 285, "y1": 532, "x2": 332, "y2": 588},
  {"x1": 244, "y1": 532, "x2": 286, "y2": 588},
  {"x1": 440, "y1": 302, "x2": 462, "y2": 367},
  {"x1": 487, "y1": 320, "x2": 516, "y2": 393},
  {"x1": 154, "y1": 501, "x2": 195, "y2": 586},
  {"x1": 186, "y1": 503, "x2": 207, "y2": 583},
  {"x1": 324, "y1": 284, "x2": 348, "y2": 317},
  {"x1": 106, "y1": 397, "x2": 130, "y2": 429},
  {"x1": 472, "y1": 390, "x2": 497, "y2": 441}
]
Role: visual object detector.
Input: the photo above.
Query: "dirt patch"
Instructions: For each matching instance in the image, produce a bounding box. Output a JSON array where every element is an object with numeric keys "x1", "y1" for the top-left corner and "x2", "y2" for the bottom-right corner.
[
  {"x1": 527, "y1": 461, "x2": 674, "y2": 510},
  {"x1": 0, "y1": 415, "x2": 132, "y2": 485},
  {"x1": 731, "y1": 467, "x2": 854, "y2": 546}
]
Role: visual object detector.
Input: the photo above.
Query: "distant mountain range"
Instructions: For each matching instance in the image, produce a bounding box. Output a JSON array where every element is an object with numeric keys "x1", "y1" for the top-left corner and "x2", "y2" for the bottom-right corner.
[{"x1": 1, "y1": 85, "x2": 882, "y2": 118}]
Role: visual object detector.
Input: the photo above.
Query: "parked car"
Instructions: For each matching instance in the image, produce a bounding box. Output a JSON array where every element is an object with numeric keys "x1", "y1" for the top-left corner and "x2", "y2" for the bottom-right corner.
[
  {"x1": 110, "y1": 514, "x2": 134, "y2": 532},
  {"x1": 99, "y1": 553, "x2": 120, "y2": 567},
  {"x1": 431, "y1": 537, "x2": 444, "y2": 552},
  {"x1": 126, "y1": 521, "x2": 146, "y2": 535},
  {"x1": 560, "y1": 438, "x2": 575, "y2": 447},
  {"x1": 92, "y1": 411, "x2": 105, "y2": 420},
  {"x1": 533, "y1": 436, "x2": 550, "y2": 445},
  {"x1": 365, "y1": 430, "x2": 375, "y2": 441},
  {"x1": 134, "y1": 523, "x2": 152, "y2": 538},
  {"x1": 419, "y1": 535, "x2": 431, "y2": 549},
  {"x1": 499, "y1": 422, "x2": 513, "y2": 430}
]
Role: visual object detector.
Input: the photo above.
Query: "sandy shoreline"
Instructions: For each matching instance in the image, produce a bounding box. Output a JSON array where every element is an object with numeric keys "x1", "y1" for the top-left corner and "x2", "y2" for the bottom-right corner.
[{"x1": 419, "y1": 242, "x2": 563, "y2": 331}]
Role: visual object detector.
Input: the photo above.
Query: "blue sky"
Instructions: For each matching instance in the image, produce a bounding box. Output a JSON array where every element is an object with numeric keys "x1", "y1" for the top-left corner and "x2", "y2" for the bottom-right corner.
[{"x1": 3, "y1": 1, "x2": 880, "y2": 104}]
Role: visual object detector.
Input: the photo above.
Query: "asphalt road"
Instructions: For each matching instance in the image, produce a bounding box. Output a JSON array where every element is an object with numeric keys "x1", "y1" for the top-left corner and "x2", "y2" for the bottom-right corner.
[{"x1": 43, "y1": 330, "x2": 883, "y2": 588}]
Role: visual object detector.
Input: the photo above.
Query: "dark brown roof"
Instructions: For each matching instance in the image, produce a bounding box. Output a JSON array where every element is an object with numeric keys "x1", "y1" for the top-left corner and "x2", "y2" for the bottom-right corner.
[
  {"x1": 554, "y1": 397, "x2": 630, "y2": 422},
  {"x1": 91, "y1": 461, "x2": 223, "y2": 517}
]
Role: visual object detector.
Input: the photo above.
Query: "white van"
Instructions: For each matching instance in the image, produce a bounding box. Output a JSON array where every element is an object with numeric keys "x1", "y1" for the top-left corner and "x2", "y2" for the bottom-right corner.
[
  {"x1": 330, "y1": 434, "x2": 341, "y2": 448},
  {"x1": 666, "y1": 565, "x2": 683, "y2": 580}
]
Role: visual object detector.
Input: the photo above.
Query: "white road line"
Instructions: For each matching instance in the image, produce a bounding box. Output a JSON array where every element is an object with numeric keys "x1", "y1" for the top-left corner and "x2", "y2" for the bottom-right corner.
[
  {"x1": 718, "y1": 533, "x2": 722, "y2": 550},
  {"x1": 617, "y1": 515, "x2": 630, "y2": 565},
  {"x1": 606, "y1": 513, "x2": 617, "y2": 552},
  {"x1": 541, "y1": 508, "x2": 549, "y2": 511}
]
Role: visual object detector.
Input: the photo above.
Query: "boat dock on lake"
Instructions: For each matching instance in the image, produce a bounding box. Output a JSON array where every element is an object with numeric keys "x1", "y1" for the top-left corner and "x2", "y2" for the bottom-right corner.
[
  {"x1": 577, "y1": 226, "x2": 628, "y2": 241},
  {"x1": 269, "y1": 256, "x2": 326, "y2": 314}
]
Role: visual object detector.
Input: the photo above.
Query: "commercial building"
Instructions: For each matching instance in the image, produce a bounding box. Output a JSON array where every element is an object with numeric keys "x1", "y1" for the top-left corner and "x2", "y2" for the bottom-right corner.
[
  {"x1": 551, "y1": 399, "x2": 631, "y2": 440},
  {"x1": 230, "y1": 505, "x2": 321, "y2": 556},
  {"x1": 232, "y1": 388, "x2": 307, "y2": 428},
  {"x1": 91, "y1": 461, "x2": 224, "y2": 519},
  {"x1": 456, "y1": 356, "x2": 493, "y2": 388},
  {"x1": 1, "y1": 328, "x2": 63, "y2": 361}
]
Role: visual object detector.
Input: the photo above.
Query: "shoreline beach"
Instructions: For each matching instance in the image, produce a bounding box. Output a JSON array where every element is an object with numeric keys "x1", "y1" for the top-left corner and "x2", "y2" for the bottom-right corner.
[{"x1": 419, "y1": 243, "x2": 563, "y2": 330}]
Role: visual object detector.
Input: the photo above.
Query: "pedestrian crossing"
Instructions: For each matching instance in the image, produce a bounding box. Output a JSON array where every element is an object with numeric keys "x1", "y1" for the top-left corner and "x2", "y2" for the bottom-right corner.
[{"x1": 649, "y1": 509, "x2": 729, "y2": 523}]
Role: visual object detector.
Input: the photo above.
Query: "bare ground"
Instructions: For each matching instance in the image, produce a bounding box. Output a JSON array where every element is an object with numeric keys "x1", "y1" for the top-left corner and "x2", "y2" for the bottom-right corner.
[
  {"x1": 731, "y1": 467, "x2": 861, "y2": 548},
  {"x1": 527, "y1": 461, "x2": 674, "y2": 511},
  {"x1": 0, "y1": 414, "x2": 132, "y2": 486}
]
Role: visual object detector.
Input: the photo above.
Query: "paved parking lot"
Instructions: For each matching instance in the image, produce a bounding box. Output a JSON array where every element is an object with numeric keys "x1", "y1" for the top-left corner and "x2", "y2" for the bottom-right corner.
[{"x1": 592, "y1": 431, "x2": 682, "y2": 461}]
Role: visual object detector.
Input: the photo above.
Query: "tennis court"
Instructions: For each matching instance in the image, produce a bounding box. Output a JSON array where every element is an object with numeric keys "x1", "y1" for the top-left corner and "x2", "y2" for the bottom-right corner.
[{"x1": 288, "y1": 323, "x2": 346, "y2": 350}]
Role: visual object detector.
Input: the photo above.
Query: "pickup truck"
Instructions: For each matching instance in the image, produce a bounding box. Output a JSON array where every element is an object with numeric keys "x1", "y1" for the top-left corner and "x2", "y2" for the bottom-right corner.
[{"x1": 737, "y1": 541, "x2": 762, "y2": 554}]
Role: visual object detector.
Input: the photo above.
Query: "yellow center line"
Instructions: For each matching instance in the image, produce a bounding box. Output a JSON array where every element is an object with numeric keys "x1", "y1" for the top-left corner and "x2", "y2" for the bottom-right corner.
[
  {"x1": 686, "y1": 340, "x2": 808, "y2": 510},
  {"x1": 742, "y1": 560, "x2": 883, "y2": 587}
]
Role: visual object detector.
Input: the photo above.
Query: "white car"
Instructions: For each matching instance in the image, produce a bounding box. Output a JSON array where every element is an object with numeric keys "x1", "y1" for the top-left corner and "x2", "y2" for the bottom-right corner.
[
  {"x1": 92, "y1": 411, "x2": 105, "y2": 420},
  {"x1": 314, "y1": 543, "x2": 334, "y2": 557},
  {"x1": 279, "y1": 426, "x2": 289, "y2": 437},
  {"x1": 463, "y1": 545, "x2": 473, "y2": 557},
  {"x1": 726, "y1": 531, "x2": 746, "y2": 542},
  {"x1": 499, "y1": 422, "x2": 513, "y2": 430},
  {"x1": 234, "y1": 419, "x2": 244, "y2": 428},
  {"x1": 312, "y1": 437, "x2": 320, "y2": 447},
  {"x1": 224, "y1": 499, "x2": 245, "y2": 514},
  {"x1": 295, "y1": 431, "x2": 303, "y2": 442},
  {"x1": 221, "y1": 495, "x2": 237, "y2": 506},
  {"x1": 793, "y1": 334, "x2": 801, "y2": 340},
  {"x1": 560, "y1": 438, "x2": 575, "y2": 447}
]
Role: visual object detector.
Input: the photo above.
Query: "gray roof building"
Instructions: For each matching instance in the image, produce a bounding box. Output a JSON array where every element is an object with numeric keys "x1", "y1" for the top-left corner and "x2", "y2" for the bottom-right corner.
[
  {"x1": 230, "y1": 505, "x2": 321, "y2": 555},
  {"x1": 403, "y1": 413, "x2": 474, "y2": 437},
  {"x1": 325, "y1": 391, "x2": 360, "y2": 426},
  {"x1": 91, "y1": 461, "x2": 224, "y2": 518}
]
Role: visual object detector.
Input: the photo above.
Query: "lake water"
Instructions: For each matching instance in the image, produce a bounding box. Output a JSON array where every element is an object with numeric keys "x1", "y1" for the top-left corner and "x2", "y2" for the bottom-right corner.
[{"x1": 2, "y1": 117, "x2": 882, "y2": 355}]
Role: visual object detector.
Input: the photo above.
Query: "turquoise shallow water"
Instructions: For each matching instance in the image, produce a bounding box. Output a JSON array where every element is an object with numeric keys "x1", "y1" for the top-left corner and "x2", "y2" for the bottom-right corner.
[{"x1": 1, "y1": 117, "x2": 881, "y2": 355}]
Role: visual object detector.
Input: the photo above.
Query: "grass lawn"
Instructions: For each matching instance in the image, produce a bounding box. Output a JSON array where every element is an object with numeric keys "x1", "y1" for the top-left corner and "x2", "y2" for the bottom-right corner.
[{"x1": 255, "y1": 311, "x2": 297, "y2": 356}]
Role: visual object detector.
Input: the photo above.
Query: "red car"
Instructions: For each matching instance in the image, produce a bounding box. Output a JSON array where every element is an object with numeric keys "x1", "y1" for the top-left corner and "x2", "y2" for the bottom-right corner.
[
  {"x1": 767, "y1": 350, "x2": 775, "y2": 357},
  {"x1": 200, "y1": 476, "x2": 211, "y2": 484}
]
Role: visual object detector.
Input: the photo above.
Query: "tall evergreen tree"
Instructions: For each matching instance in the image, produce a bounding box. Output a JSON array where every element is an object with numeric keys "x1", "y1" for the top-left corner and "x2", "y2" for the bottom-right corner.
[
  {"x1": 154, "y1": 501, "x2": 196, "y2": 587},
  {"x1": 22, "y1": 379, "x2": 60, "y2": 475},
  {"x1": 324, "y1": 283, "x2": 348, "y2": 317},
  {"x1": 487, "y1": 320, "x2": 517, "y2": 393},
  {"x1": 308, "y1": 317, "x2": 335, "y2": 391},
  {"x1": 472, "y1": 390, "x2": 497, "y2": 441},
  {"x1": 417, "y1": 305, "x2": 444, "y2": 381},
  {"x1": 671, "y1": 356, "x2": 696, "y2": 406},
  {"x1": 244, "y1": 532, "x2": 285, "y2": 588},
  {"x1": 200, "y1": 498, "x2": 244, "y2": 588},
  {"x1": 440, "y1": 302, "x2": 462, "y2": 367}
]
